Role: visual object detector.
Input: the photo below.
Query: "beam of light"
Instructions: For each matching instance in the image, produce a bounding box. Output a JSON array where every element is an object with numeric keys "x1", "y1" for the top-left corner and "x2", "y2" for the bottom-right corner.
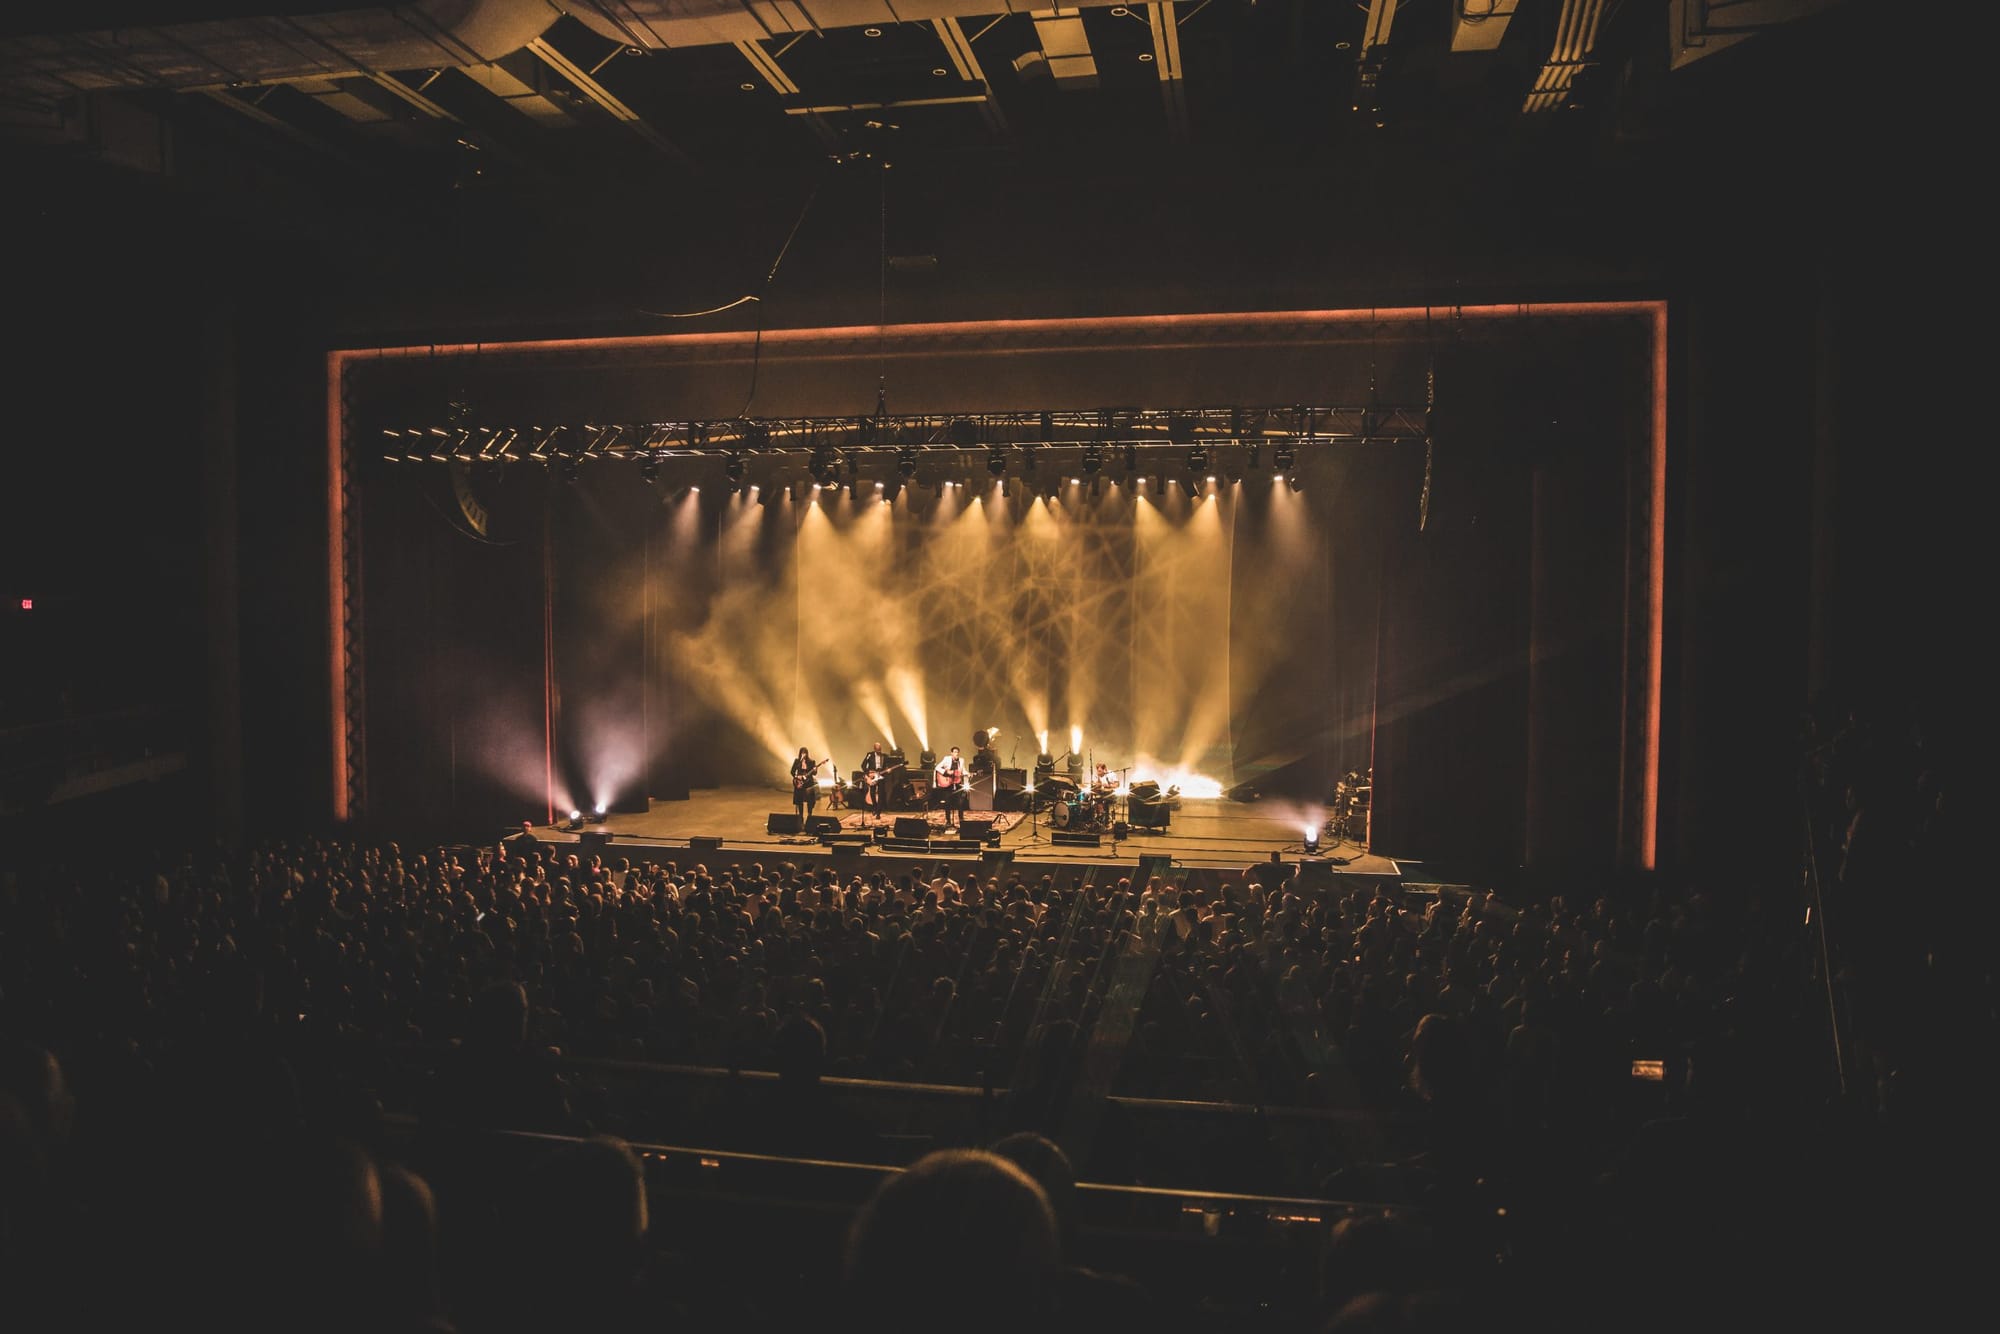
[{"x1": 887, "y1": 665, "x2": 927, "y2": 753}]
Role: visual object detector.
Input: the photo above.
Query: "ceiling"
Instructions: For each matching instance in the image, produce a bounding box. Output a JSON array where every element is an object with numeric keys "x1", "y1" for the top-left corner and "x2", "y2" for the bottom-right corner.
[{"x1": 0, "y1": 1, "x2": 1880, "y2": 325}]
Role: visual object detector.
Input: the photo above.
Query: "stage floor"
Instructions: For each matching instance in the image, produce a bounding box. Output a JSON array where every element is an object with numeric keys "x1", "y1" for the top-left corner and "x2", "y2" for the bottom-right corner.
[{"x1": 543, "y1": 785, "x2": 1402, "y2": 880}]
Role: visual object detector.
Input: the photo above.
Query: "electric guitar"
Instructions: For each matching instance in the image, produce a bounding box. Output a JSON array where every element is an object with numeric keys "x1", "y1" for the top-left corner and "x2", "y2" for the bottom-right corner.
[
  {"x1": 793, "y1": 758, "x2": 828, "y2": 794},
  {"x1": 864, "y1": 762, "x2": 905, "y2": 787}
]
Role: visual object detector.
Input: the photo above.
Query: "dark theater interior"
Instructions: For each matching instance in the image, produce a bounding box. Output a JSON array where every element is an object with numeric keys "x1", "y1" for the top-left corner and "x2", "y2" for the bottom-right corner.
[{"x1": 0, "y1": 3, "x2": 1982, "y2": 1331}]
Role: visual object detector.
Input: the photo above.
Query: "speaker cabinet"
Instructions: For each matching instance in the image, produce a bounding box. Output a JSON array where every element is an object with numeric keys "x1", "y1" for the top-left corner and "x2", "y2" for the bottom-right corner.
[
  {"x1": 966, "y1": 788, "x2": 996, "y2": 812},
  {"x1": 806, "y1": 814, "x2": 842, "y2": 835},
  {"x1": 578, "y1": 830, "x2": 612, "y2": 854},
  {"x1": 767, "y1": 813, "x2": 802, "y2": 835},
  {"x1": 1129, "y1": 800, "x2": 1172, "y2": 829},
  {"x1": 1135, "y1": 854, "x2": 1174, "y2": 884},
  {"x1": 959, "y1": 817, "x2": 995, "y2": 842},
  {"x1": 1052, "y1": 830, "x2": 1101, "y2": 847},
  {"x1": 689, "y1": 835, "x2": 724, "y2": 853},
  {"x1": 894, "y1": 816, "x2": 932, "y2": 841}
]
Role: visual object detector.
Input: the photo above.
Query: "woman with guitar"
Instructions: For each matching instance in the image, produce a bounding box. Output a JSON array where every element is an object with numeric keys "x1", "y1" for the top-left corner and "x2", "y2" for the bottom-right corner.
[
  {"x1": 791, "y1": 746, "x2": 826, "y2": 823},
  {"x1": 931, "y1": 745, "x2": 967, "y2": 827}
]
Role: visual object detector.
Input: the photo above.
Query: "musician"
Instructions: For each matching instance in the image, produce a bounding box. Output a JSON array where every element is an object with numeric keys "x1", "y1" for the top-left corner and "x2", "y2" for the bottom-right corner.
[
  {"x1": 860, "y1": 741, "x2": 894, "y2": 819},
  {"x1": 1089, "y1": 762, "x2": 1118, "y2": 822},
  {"x1": 931, "y1": 745, "x2": 967, "y2": 827},
  {"x1": 791, "y1": 746, "x2": 823, "y2": 821}
]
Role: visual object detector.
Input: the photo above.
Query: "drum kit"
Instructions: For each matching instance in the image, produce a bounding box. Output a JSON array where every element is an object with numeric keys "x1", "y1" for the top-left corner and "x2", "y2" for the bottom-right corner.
[{"x1": 1033, "y1": 774, "x2": 1115, "y2": 831}]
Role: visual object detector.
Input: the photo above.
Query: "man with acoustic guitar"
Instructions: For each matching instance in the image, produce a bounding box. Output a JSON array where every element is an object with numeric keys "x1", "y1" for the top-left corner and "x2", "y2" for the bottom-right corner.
[
  {"x1": 860, "y1": 741, "x2": 900, "y2": 822},
  {"x1": 931, "y1": 745, "x2": 967, "y2": 828}
]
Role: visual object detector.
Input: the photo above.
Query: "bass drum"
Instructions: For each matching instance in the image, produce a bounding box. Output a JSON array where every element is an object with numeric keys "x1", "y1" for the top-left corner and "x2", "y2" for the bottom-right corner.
[{"x1": 1051, "y1": 798, "x2": 1072, "y2": 828}]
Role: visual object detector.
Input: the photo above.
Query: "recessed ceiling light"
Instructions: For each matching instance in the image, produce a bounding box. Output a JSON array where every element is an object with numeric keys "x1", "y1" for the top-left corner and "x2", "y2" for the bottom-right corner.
[
  {"x1": 1111, "y1": 5, "x2": 1131, "y2": 15},
  {"x1": 1335, "y1": 40, "x2": 1352, "y2": 51},
  {"x1": 863, "y1": 26, "x2": 882, "y2": 37},
  {"x1": 1138, "y1": 52, "x2": 1153, "y2": 62},
  {"x1": 739, "y1": 82, "x2": 756, "y2": 91},
  {"x1": 932, "y1": 67, "x2": 947, "y2": 77}
]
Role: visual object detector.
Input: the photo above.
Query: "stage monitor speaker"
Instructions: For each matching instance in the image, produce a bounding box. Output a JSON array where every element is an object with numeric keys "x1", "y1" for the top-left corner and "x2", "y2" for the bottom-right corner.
[
  {"x1": 1135, "y1": 853, "x2": 1173, "y2": 884},
  {"x1": 689, "y1": 836, "x2": 724, "y2": 853},
  {"x1": 767, "y1": 813, "x2": 802, "y2": 835},
  {"x1": 578, "y1": 830, "x2": 612, "y2": 854},
  {"x1": 981, "y1": 849, "x2": 1015, "y2": 870},
  {"x1": 829, "y1": 844, "x2": 863, "y2": 865},
  {"x1": 806, "y1": 814, "x2": 842, "y2": 835},
  {"x1": 1052, "y1": 830, "x2": 1101, "y2": 847},
  {"x1": 959, "y1": 817, "x2": 995, "y2": 843},
  {"x1": 894, "y1": 817, "x2": 932, "y2": 841},
  {"x1": 1129, "y1": 801, "x2": 1172, "y2": 829}
]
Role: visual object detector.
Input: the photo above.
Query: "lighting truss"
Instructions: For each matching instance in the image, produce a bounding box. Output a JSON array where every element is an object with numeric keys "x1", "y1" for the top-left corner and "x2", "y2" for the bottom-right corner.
[{"x1": 375, "y1": 404, "x2": 1430, "y2": 499}]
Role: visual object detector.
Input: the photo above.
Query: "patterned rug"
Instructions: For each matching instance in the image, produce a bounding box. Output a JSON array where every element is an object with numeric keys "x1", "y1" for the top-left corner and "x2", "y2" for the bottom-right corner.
[{"x1": 839, "y1": 809, "x2": 1025, "y2": 834}]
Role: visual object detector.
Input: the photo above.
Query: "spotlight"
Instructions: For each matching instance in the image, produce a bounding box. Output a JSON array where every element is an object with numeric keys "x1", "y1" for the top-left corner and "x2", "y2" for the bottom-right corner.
[
  {"x1": 1081, "y1": 443, "x2": 1103, "y2": 475},
  {"x1": 987, "y1": 448, "x2": 1006, "y2": 476},
  {"x1": 1303, "y1": 824, "x2": 1320, "y2": 855},
  {"x1": 809, "y1": 446, "x2": 839, "y2": 486},
  {"x1": 725, "y1": 453, "x2": 746, "y2": 482},
  {"x1": 899, "y1": 446, "x2": 918, "y2": 478},
  {"x1": 1287, "y1": 472, "x2": 1304, "y2": 492},
  {"x1": 1188, "y1": 444, "x2": 1209, "y2": 472},
  {"x1": 1274, "y1": 443, "x2": 1296, "y2": 471},
  {"x1": 594, "y1": 803, "x2": 607, "y2": 819},
  {"x1": 639, "y1": 454, "x2": 660, "y2": 484},
  {"x1": 566, "y1": 808, "x2": 584, "y2": 831}
]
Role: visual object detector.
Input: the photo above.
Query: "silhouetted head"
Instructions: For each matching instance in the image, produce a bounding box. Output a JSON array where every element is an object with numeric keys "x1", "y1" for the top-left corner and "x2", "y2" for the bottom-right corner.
[{"x1": 845, "y1": 1148, "x2": 1059, "y2": 1334}]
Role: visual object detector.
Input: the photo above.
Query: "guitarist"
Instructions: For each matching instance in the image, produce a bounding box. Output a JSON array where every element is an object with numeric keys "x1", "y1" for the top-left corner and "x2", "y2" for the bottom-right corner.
[
  {"x1": 790, "y1": 746, "x2": 823, "y2": 823},
  {"x1": 860, "y1": 741, "x2": 897, "y2": 820},
  {"x1": 931, "y1": 745, "x2": 967, "y2": 827}
]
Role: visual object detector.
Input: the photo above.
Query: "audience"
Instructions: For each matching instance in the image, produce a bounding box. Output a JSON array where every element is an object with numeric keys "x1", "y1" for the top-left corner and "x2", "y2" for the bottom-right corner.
[{"x1": 0, "y1": 694, "x2": 1971, "y2": 1331}]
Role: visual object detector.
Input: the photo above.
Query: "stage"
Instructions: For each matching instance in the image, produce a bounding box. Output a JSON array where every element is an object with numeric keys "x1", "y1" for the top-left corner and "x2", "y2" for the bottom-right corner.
[{"x1": 526, "y1": 785, "x2": 1404, "y2": 885}]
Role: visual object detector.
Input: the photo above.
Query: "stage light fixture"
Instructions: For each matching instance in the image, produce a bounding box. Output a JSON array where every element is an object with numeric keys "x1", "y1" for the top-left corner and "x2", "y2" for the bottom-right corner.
[
  {"x1": 950, "y1": 417, "x2": 979, "y2": 447},
  {"x1": 1287, "y1": 472, "x2": 1304, "y2": 492},
  {"x1": 560, "y1": 458, "x2": 581, "y2": 484},
  {"x1": 566, "y1": 809, "x2": 584, "y2": 831},
  {"x1": 1274, "y1": 443, "x2": 1296, "y2": 471},
  {"x1": 987, "y1": 448, "x2": 1006, "y2": 476},
  {"x1": 899, "y1": 446, "x2": 919, "y2": 478},
  {"x1": 1303, "y1": 824, "x2": 1321, "y2": 855},
  {"x1": 1188, "y1": 444, "x2": 1209, "y2": 472},
  {"x1": 1124, "y1": 443, "x2": 1138, "y2": 474},
  {"x1": 725, "y1": 453, "x2": 746, "y2": 482},
  {"x1": 1081, "y1": 443, "x2": 1103, "y2": 475},
  {"x1": 813, "y1": 448, "x2": 845, "y2": 487},
  {"x1": 639, "y1": 454, "x2": 660, "y2": 484}
]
